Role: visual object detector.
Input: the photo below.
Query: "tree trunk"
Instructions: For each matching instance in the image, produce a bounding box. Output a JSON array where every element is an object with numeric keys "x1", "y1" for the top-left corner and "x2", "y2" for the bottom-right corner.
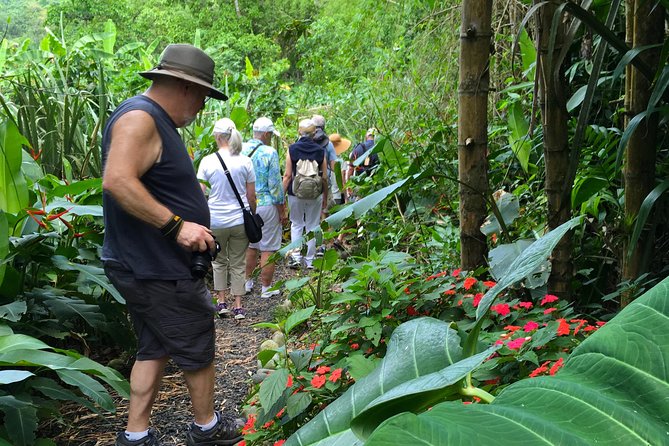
[
  {"x1": 234, "y1": 0, "x2": 241, "y2": 17},
  {"x1": 621, "y1": 0, "x2": 664, "y2": 307},
  {"x1": 535, "y1": 1, "x2": 571, "y2": 299},
  {"x1": 458, "y1": 0, "x2": 492, "y2": 270}
]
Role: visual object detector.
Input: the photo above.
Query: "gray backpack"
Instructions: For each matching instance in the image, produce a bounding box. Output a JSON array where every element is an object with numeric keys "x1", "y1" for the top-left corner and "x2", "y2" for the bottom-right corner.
[{"x1": 292, "y1": 159, "x2": 322, "y2": 199}]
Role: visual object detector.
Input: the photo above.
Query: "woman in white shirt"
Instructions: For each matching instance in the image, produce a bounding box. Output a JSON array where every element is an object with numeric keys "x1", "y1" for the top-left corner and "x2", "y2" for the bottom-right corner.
[{"x1": 197, "y1": 118, "x2": 256, "y2": 319}]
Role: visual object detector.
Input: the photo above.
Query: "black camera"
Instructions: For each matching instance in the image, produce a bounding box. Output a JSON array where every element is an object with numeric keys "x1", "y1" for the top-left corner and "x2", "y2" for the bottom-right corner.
[{"x1": 191, "y1": 240, "x2": 221, "y2": 278}]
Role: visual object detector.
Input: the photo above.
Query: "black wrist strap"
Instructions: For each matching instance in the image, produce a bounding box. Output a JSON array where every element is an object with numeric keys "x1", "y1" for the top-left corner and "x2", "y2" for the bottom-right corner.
[
  {"x1": 160, "y1": 214, "x2": 183, "y2": 239},
  {"x1": 215, "y1": 152, "x2": 247, "y2": 211}
]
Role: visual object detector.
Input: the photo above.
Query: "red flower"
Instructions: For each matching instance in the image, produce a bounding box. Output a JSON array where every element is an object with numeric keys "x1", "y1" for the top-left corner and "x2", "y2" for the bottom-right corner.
[
  {"x1": 238, "y1": 442, "x2": 246, "y2": 446},
  {"x1": 426, "y1": 271, "x2": 448, "y2": 281},
  {"x1": 549, "y1": 357, "x2": 565, "y2": 375},
  {"x1": 504, "y1": 325, "x2": 521, "y2": 332},
  {"x1": 309, "y1": 343, "x2": 317, "y2": 350},
  {"x1": 506, "y1": 338, "x2": 527, "y2": 350},
  {"x1": 484, "y1": 377, "x2": 500, "y2": 386},
  {"x1": 570, "y1": 319, "x2": 588, "y2": 335},
  {"x1": 491, "y1": 303, "x2": 510, "y2": 316},
  {"x1": 274, "y1": 441, "x2": 286, "y2": 446},
  {"x1": 316, "y1": 366, "x2": 331, "y2": 375},
  {"x1": 451, "y1": 268, "x2": 462, "y2": 277},
  {"x1": 584, "y1": 325, "x2": 597, "y2": 332},
  {"x1": 329, "y1": 368, "x2": 343, "y2": 382},
  {"x1": 483, "y1": 280, "x2": 496, "y2": 288},
  {"x1": 276, "y1": 408, "x2": 285, "y2": 418},
  {"x1": 529, "y1": 361, "x2": 551, "y2": 378},
  {"x1": 518, "y1": 301, "x2": 533, "y2": 310},
  {"x1": 473, "y1": 293, "x2": 483, "y2": 307},
  {"x1": 463, "y1": 277, "x2": 477, "y2": 290},
  {"x1": 444, "y1": 289, "x2": 456, "y2": 295},
  {"x1": 556, "y1": 319, "x2": 571, "y2": 336},
  {"x1": 596, "y1": 321, "x2": 606, "y2": 327},
  {"x1": 286, "y1": 374, "x2": 293, "y2": 388},
  {"x1": 523, "y1": 321, "x2": 539, "y2": 332},
  {"x1": 543, "y1": 307, "x2": 557, "y2": 315},
  {"x1": 406, "y1": 305, "x2": 419, "y2": 316},
  {"x1": 311, "y1": 375, "x2": 326, "y2": 389},
  {"x1": 404, "y1": 286, "x2": 411, "y2": 294},
  {"x1": 242, "y1": 414, "x2": 257, "y2": 435},
  {"x1": 263, "y1": 420, "x2": 275, "y2": 429},
  {"x1": 350, "y1": 343, "x2": 359, "y2": 350},
  {"x1": 540, "y1": 294, "x2": 559, "y2": 306}
]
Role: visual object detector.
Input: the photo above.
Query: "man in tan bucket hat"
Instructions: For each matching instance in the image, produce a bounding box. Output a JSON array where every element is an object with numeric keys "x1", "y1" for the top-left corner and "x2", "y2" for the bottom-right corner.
[{"x1": 102, "y1": 44, "x2": 243, "y2": 446}]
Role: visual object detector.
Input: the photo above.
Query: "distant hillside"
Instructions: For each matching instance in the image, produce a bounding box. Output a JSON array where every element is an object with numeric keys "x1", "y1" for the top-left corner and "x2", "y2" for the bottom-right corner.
[{"x1": 0, "y1": 0, "x2": 57, "y2": 43}]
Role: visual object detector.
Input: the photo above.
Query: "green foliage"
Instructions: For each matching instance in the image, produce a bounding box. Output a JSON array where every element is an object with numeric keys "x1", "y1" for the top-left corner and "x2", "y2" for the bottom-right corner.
[{"x1": 364, "y1": 276, "x2": 669, "y2": 445}]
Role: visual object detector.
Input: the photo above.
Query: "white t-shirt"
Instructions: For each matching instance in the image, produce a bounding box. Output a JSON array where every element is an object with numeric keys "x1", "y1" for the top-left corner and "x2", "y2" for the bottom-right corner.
[{"x1": 197, "y1": 150, "x2": 256, "y2": 229}]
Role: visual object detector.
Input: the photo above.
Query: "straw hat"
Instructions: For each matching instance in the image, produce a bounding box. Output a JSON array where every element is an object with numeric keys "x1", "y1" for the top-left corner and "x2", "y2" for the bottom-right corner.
[
  {"x1": 139, "y1": 44, "x2": 227, "y2": 100},
  {"x1": 330, "y1": 133, "x2": 351, "y2": 155}
]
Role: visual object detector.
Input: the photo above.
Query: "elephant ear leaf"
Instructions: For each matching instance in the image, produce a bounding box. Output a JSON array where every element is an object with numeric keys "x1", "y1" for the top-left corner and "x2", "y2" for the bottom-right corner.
[
  {"x1": 285, "y1": 317, "x2": 463, "y2": 446},
  {"x1": 365, "y1": 276, "x2": 669, "y2": 445}
]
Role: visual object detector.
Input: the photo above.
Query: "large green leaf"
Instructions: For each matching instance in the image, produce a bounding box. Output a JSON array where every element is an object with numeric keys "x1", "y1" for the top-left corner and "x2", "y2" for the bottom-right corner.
[
  {"x1": 0, "y1": 370, "x2": 34, "y2": 384},
  {"x1": 259, "y1": 368, "x2": 289, "y2": 414},
  {"x1": 0, "y1": 119, "x2": 30, "y2": 214},
  {"x1": 477, "y1": 217, "x2": 582, "y2": 320},
  {"x1": 365, "y1": 276, "x2": 669, "y2": 445},
  {"x1": 0, "y1": 299, "x2": 25, "y2": 322},
  {"x1": 51, "y1": 256, "x2": 125, "y2": 304},
  {"x1": 55, "y1": 369, "x2": 115, "y2": 412},
  {"x1": 285, "y1": 317, "x2": 463, "y2": 446},
  {"x1": 0, "y1": 395, "x2": 37, "y2": 446},
  {"x1": 0, "y1": 210, "x2": 7, "y2": 285},
  {"x1": 350, "y1": 347, "x2": 498, "y2": 440},
  {"x1": 507, "y1": 102, "x2": 532, "y2": 173},
  {"x1": 0, "y1": 335, "x2": 50, "y2": 353}
]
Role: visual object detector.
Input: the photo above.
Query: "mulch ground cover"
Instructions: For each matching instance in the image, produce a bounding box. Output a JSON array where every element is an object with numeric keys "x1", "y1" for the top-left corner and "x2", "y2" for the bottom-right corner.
[{"x1": 39, "y1": 263, "x2": 297, "y2": 445}]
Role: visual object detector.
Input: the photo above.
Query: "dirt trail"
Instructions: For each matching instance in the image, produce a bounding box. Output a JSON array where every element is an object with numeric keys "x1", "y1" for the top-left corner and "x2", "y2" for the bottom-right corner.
[{"x1": 40, "y1": 267, "x2": 290, "y2": 445}]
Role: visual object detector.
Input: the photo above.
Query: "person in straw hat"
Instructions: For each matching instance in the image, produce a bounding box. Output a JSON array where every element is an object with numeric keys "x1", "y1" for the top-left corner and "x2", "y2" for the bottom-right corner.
[
  {"x1": 101, "y1": 44, "x2": 244, "y2": 446},
  {"x1": 328, "y1": 133, "x2": 351, "y2": 206}
]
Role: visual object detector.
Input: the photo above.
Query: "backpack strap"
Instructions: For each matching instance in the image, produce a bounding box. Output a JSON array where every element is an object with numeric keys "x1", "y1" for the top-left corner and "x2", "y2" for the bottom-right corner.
[{"x1": 248, "y1": 141, "x2": 263, "y2": 158}]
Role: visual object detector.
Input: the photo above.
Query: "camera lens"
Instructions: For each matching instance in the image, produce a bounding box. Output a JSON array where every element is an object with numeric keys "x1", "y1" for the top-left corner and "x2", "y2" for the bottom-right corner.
[{"x1": 191, "y1": 251, "x2": 212, "y2": 278}]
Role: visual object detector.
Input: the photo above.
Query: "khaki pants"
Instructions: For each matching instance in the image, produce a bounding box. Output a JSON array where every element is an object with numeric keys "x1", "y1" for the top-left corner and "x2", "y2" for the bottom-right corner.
[{"x1": 211, "y1": 224, "x2": 248, "y2": 296}]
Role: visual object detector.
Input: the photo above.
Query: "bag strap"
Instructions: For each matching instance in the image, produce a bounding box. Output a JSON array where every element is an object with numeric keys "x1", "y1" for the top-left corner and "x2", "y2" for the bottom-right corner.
[
  {"x1": 248, "y1": 141, "x2": 263, "y2": 158},
  {"x1": 215, "y1": 152, "x2": 246, "y2": 211}
]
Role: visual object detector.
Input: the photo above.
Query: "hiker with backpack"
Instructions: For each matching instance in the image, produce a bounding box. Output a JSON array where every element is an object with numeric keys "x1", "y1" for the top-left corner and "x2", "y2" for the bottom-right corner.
[{"x1": 282, "y1": 118, "x2": 328, "y2": 269}]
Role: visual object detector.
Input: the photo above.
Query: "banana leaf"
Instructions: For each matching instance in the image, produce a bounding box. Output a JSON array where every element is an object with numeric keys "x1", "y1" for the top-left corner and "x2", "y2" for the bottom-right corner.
[{"x1": 364, "y1": 275, "x2": 669, "y2": 445}]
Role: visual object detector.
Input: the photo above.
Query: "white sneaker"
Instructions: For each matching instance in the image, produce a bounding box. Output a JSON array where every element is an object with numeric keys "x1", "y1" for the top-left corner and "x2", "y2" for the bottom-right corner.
[
  {"x1": 288, "y1": 254, "x2": 302, "y2": 269},
  {"x1": 244, "y1": 279, "x2": 254, "y2": 294},
  {"x1": 260, "y1": 287, "x2": 281, "y2": 298}
]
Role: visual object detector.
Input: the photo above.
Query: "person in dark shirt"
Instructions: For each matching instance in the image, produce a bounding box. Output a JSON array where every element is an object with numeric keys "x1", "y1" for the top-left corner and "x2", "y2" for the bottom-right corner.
[
  {"x1": 282, "y1": 119, "x2": 328, "y2": 269},
  {"x1": 102, "y1": 44, "x2": 243, "y2": 446}
]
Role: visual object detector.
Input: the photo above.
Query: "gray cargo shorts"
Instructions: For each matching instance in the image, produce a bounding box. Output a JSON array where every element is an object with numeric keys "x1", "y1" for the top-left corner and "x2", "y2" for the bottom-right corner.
[{"x1": 105, "y1": 264, "x2": 216, "y2": 370}]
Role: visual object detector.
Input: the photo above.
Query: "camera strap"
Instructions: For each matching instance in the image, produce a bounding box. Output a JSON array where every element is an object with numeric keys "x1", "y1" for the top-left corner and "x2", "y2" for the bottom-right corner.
[{"x1": 215, "y1": 152, "x2": 248, "y2": 212}]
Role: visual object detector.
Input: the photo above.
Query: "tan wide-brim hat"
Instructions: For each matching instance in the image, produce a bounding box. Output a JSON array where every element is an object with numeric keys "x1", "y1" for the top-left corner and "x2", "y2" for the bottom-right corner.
[
  {"x1": 139, "y1": 44, "x2": 227, "y2": 101},
  {"x1": 330, "y1": 133, "x2": 351, "y2": 155}
]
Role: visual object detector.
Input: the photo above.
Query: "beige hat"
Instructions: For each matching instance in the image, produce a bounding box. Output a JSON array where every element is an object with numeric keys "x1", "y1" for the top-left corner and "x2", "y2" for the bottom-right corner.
[
  {"x1": 253, "y1": 117, "x2": 280, "y2": 136},
  {"x1": 139, "y1": 44, "x2": 227, "y2": 100},
  {"x1": 330, "y1": 133, "x2": 351, "y2": 155},
  {"x1": 298, "y1": 119, "x2": 316, "y2": 137},
  {"x1": 212, "y1": 118, "x2": 236, "y2": 134}
]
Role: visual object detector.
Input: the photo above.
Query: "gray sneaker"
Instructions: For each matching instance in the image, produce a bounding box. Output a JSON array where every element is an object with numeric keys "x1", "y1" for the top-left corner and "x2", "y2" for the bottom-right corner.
[
  {"x1": 185, "y1": 411, "x2": 244, "y2": 446},
  {"x1": 115, "y1": 429, "x2": 160, "y2": 446}
]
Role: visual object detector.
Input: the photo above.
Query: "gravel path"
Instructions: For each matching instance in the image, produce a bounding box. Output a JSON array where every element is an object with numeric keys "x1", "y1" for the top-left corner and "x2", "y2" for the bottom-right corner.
[{"x1": 40, "y1": 265, "x2": 292, "y2": 445}]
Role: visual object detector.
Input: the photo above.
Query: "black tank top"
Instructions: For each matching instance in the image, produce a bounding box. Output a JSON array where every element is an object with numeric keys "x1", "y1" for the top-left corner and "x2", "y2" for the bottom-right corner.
[{"x1": 101, "y1": 95, "x2": 209, "y2": 279}]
